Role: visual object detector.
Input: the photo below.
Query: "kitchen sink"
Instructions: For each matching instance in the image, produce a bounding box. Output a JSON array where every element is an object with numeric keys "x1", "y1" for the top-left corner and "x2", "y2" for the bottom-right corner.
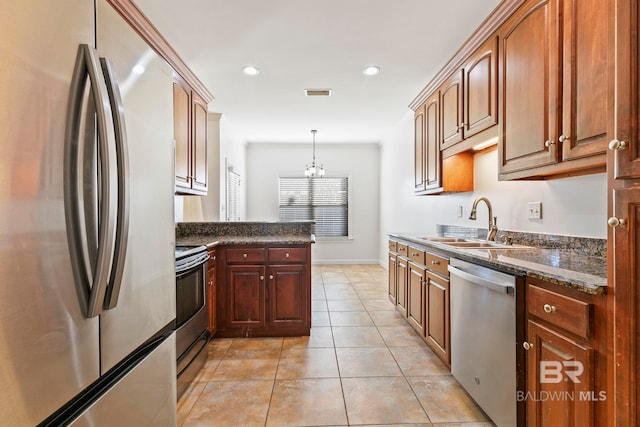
[
  {"x1": 440, "y1": 240, "x2": 531, "y2": 249},
  {"x1": 417, "y1": 236, "x2": 530, "y2": 249}
]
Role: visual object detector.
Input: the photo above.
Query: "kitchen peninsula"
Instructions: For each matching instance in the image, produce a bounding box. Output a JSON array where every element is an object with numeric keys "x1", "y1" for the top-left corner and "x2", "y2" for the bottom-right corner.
[{"x1": 176, "y1": 222, "x2": 314, "y2": 338}]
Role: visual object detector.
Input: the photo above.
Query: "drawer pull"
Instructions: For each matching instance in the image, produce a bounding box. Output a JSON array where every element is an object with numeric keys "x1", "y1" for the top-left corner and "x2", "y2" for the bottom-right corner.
[
  {"x1": 260, "y1": 275, "x2": 264, "y2": 281},
  {"x1": 286, "y1": 253, "x2": 290, "y2": 258},
  {"x1": 543, "y1": 304, "x2": 556, "y2": 314},
  {"x1": 269, "y1": 275, "x2": 274, "y2": 280},
  {"x1": 523, "y1": 342, "x2": 533, "y2": 351},
  {"x1": 431, "y1": 260, "x2": 440, "y2": 266},
  {"x1": 243, "y1": 253, "x2": 248, "y2": 258}
]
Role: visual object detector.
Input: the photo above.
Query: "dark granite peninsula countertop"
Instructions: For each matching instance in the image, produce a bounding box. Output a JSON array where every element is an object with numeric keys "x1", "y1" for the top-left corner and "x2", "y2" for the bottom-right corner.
[
  {"x1": 176, "y1": 221, "x2": 315, "y2": 247},
  {"x1": 390, "y1": 228, "x2": 607, "y2": 295}
]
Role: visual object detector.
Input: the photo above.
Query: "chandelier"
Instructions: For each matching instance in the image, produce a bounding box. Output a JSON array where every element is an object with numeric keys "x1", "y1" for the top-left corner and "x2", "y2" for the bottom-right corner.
[{"x1": 304, "y1": 129, "x2": 325, "y2": 177}]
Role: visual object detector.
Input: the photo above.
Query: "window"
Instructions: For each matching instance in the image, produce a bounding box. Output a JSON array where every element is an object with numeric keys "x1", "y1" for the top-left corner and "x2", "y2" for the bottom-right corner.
[
  {"x1": 279, "y1": 176, "x2": 349, "y2": 238},
  {"x1": 226, "y1": 162, "x2": 241, "y2": 221}
]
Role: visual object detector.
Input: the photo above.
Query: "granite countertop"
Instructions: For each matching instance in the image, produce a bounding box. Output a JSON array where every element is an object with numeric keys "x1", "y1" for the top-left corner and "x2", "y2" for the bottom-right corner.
[
  {"x1": 177, "y1": 234, "x2": 315, "y2": 248},
  {"x1": 390, "y1": 233, "x2": 607, "y2": 295}
]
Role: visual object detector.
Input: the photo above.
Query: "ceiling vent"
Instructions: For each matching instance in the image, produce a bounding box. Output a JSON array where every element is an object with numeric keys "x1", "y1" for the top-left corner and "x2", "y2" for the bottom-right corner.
[{"x1": 305, "y1": 89, "x2": 332, "y2": 97}]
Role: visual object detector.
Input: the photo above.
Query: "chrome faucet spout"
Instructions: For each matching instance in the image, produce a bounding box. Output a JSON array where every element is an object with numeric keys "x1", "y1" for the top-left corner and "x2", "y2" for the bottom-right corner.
[{"x1": 469, "y1": 196, "x2": 498, "y2": 241}]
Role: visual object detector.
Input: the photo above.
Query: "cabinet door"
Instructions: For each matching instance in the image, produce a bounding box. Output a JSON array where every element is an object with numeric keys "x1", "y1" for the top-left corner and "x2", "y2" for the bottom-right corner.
[
  {"x1": 407, "y1": 263, "x2": 425, "y2": 335},
  {"x1": 561, "y1": 0, "x2": 608, "y2": 161},
  {"x1": 464, "y1": 35, "x2": 498, "y2": 138},
  {"x1": 611, "y1": 0, "x2": 640, "y2": 179},
  {"x1": 440, "y1": 70, "x2": 464, "y2": 150},
  {"x1": 611, "y1": 187, "x2": 640, "y2": 423},
  {"x1": 388, "y1": 253, "x2": 397, "y2": 304},
  {"x1": 191, "y1": 91, "x2": 208, "y2": 193},
  {"x1": 268, "y1": 264, "x2": 309, "y2": 327},
  {"x1": 525, "y1": 320, "x2": 595, "y2": 427},
  {"x1": 173, "y1": 80, "x2": 191, "y2": 190},
  {"x1": 425, "y1": 272, "x2": 450, "y2": 366},
  {"x1": 396, "y1": 258, "x2": 408, "y2": 317},
  {"x1": 424, "y1": 93, "x2": 442, "y2": 192},
  {"x1": 499, "y1": 0, "x2": 561, "y2": 175},
  {"x1": 207, "y1": 250, "x2": 217, "y2": 335},
  {"x1": 227, "y1": 265, "x2": 266, "y2": 330},
  {"x1": 414, "y1": 104, "x2": 426, "y2": 192}
]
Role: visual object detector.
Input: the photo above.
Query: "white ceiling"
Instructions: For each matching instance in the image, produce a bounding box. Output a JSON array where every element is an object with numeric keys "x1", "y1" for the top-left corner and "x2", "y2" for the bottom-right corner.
[{"x1": 135, "y1": 0, "x2": 501, "y2": 144}]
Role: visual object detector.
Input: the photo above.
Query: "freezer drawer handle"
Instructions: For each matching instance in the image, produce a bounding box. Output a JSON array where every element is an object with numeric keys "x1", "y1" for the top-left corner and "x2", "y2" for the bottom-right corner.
[
  {"x1": 448, "y1": 265, "x2": 514, "y2": 294},
  {"x1": 64, "y1": 44, "x2": 118, "y2": 318}
]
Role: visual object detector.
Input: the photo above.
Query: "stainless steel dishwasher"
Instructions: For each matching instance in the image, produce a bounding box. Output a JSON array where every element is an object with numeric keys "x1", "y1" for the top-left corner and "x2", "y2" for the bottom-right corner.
[{"x1": 448, "y1": 258, "x2": 517, "y2": 427}]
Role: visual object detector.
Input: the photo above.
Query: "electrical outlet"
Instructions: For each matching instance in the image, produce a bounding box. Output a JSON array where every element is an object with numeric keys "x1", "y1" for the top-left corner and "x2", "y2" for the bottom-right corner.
[
  {"x1": 528, "y1": 202, "x2": 542, "y2": 220},
  {"x1": 457, "y1": 205, "x2": 463, "y2": 218}
]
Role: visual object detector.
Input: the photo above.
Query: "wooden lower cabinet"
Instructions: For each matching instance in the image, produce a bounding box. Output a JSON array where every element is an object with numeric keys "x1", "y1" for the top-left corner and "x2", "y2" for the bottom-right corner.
[
  {"x1": 407, "y1": 262, "x2": 426, "y2": 335},
  {"x1": 525, "y1": 320, "x2": 595, "y2": 426},
  {"x1": 390, "y1": 239, "x2": 451, "y2": 367},
  {"x1": 216, "y1": 244, "x2": 311, "y2": 337},
  {"x1": 227, "y1": 265, "x2": 266, "y2": 330},
  {"x1": 425, "y1": 271, "x2": 450, "y2": 365},
  {"x1": 207, "y1": 248, "x2": 217, "y2": 335},
  {"x1": 396, "y1": 256, "x2": 408, "y2": 317},
  {"x1": 388, "y1": 252, "x2": 397, "y2": 304},
  {"x1": 523, "y1": 278, "x2": 609, "y2": 426}
]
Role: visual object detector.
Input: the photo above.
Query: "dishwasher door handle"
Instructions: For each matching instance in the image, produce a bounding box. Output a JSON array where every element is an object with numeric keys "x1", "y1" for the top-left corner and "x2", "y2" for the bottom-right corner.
[{"x1": 448, "y1": 265, "x2": 514, "y2": 294}]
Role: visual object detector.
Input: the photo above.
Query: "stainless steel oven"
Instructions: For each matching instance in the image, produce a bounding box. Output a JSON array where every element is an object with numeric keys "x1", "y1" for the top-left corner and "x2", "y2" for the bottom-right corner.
[{"x1": 175, "y1": 246, "x2": 210, "y2": 398}]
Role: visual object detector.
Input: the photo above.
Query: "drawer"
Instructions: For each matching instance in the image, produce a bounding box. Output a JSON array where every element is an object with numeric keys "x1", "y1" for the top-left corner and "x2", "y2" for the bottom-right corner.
[
  {"x1": 425, "y1": 252, "x2": 449, "y2": 277},
  {"x1": 397, "y1": 243, "x2": 408, "y2": 257},
  {"x1": 388, "y1": 240, "x2": 398, "y2": 252},
  {"x1": 528, "y1": 285, "x2": 592, "y2": 340},
  {"x1": 268, "y1": 247, "x2": 307, "y2": 263},
  {"x1": 226, "y1": 248, "x2": 266, "y2": 264},
  {"x1": 408, "y1": 246, "x2": 425, "y2": 264}
]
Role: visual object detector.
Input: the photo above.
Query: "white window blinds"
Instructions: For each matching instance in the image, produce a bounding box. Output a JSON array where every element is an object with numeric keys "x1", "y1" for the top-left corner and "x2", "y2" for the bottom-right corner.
[{"x1": 279, "y1": 176, "x2": 349, "y2": 237}]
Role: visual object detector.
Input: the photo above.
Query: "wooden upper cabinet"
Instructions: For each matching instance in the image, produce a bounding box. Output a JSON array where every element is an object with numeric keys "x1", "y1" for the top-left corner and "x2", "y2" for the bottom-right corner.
[
  {"x1": 440, "y1": 71, "x2": 464, "y2": 150},
  {"x1": 414, "y1": 104, "x2": 426, "y2": 193},
  {"x1": 464, "y1": 35, "x2": 499, "y2": 139},
  {"x1": 499, "y1": 0, "x2": 561, "y2": 176},
  {"x1": 499, "y1": 0, "x2": 607, "y2": 179},
  {"x1": 174, "y1": 76, "x2": 208, "y2": 195},
  {"x1": 611, "y1": 0, "x2": 640, "y2": 179},
  {"x1": 561, "y1": 0, "x2": 608, "y2": 162},
  {"x1": 425, "y1": 94, "x2": 442, "y2": 191},
  {"x1": 191, "y1": 91, "x2": 208, "y2": 193},
  {"x1": 173, "y1": 80, "x2": 191, "y2": 191}
]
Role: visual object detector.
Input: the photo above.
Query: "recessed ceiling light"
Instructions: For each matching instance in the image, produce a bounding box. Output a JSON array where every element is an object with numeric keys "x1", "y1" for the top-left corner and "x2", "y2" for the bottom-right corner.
[
  {"x1": 363, "y1": 65, "x2": 380, "y2": 76},
  {"x1": 242, "y1": 65, "x2": 260, "y2": 76}
]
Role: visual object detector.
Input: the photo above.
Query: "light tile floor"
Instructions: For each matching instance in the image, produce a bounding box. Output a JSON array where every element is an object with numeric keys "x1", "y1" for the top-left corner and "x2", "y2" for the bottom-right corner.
[{"x1": 178, "y1": 264, "x2": 495, "y2": 426}]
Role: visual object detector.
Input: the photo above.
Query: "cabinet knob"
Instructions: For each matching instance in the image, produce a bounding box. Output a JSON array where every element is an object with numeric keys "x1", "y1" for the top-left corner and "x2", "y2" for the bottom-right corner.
[
  {"x1": 543, "y1": 304, "x2": 556, "y2": 314},
  {"x1": 285, "y1": 253, "x2": 290, "y2": 258},
  {"x1": 558, "y1": 134, "x2": 570, "y2": 143},
  {"x1": 608, "y1": 139, "x2": 628, "y2": 151},
  {"x1": 260, "y1": 275, "x2": 264, "y2": 281},
  {"x1": 243, "y1": 253, "x2": 248, "y2": 258},
  {"x1": 523, "y1": 342, "x2": 533, "y2": 351},
  {"x1": 269, "y1": 275, "x2": 274, "y2": 280},
  {"x1": 608, "y1": 217, "x2": 627, "y2": 228},
  {"x1": 213, "y1": 255, "x2": 216, "y2": 261},
  {"x1": 544, "y1": 140, "x2": 555, "y2": 148}
]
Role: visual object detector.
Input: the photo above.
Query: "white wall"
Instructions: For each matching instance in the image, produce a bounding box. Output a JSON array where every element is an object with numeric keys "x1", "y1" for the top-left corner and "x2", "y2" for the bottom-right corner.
[
  {"x1": 378, "y1": 111, "x2": 608, "y2": 266},
  {"x1": 246, "y1": 142, "x2": 381, "y2": 264}
]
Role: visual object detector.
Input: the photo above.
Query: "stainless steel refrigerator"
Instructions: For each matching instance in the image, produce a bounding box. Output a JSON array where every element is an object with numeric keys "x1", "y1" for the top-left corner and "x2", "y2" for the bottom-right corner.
[{"x1": 0, "y1": 0, "x2": 177, "y2": 425}]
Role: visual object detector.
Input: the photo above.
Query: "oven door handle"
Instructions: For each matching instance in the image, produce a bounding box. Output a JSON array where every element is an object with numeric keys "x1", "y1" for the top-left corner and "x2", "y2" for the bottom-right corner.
[{"x1": 176, "y1": 253, "x2": 210, "y2": 275}]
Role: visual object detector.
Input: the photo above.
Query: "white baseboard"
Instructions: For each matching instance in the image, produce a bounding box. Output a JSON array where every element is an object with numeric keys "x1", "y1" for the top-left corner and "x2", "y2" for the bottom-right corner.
[{"x1": 312, "y1": 259, "x2": 381, "y2": 265}]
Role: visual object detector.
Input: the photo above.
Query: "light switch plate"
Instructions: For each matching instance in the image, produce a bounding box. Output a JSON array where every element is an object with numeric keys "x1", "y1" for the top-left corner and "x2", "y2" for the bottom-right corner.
[{"x1": 528, "y1": 202, "x2": 542, "y2": 219}]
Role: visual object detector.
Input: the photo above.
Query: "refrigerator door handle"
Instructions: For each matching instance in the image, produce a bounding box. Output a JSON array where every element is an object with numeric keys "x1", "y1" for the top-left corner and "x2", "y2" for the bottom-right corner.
[
  {"x1": 100, "y1": 57, "x2": 130, "y2": 310},
  {"x1": 64, "y1": 44, "x2": 118, "y2": 318}
]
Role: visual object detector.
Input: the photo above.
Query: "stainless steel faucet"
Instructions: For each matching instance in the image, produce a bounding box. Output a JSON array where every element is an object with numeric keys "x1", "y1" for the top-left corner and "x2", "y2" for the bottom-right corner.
[{"x1": 469, "y1": 196, "x2": 498, "y2": 241}]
